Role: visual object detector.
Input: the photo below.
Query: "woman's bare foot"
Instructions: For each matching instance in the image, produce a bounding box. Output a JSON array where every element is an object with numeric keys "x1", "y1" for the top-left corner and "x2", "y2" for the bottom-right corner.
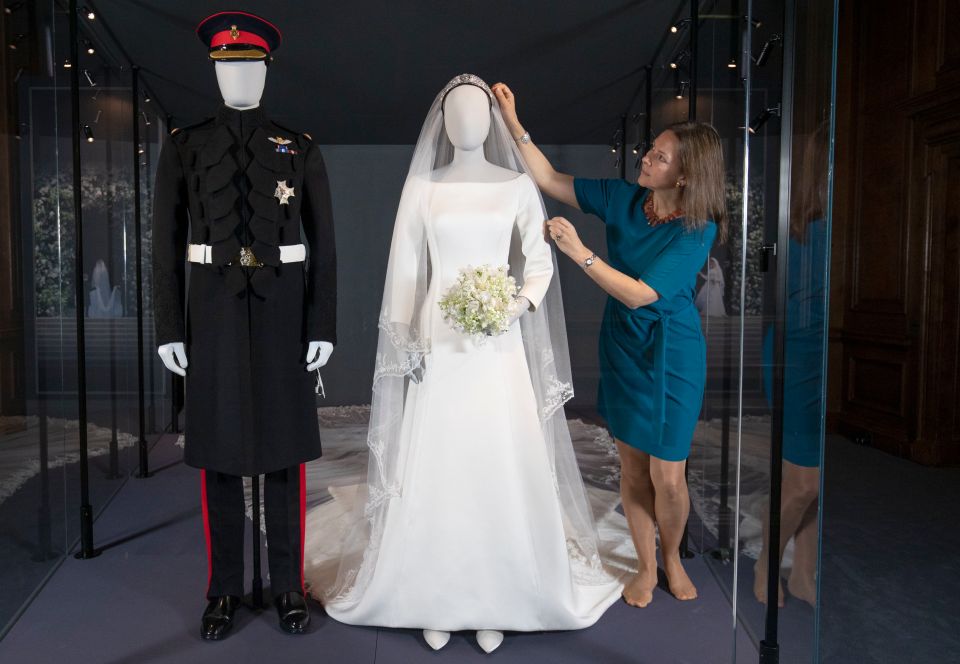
[
  {"x1": 787, "y1": 569, "x2": 817, "y2": 607},
  {"x1": 663, "y1": 557, "x2": 698, "y2": 601},
  {"x1": 622, "y1": 568, "x2": 658, "y2": 608},
  {"x1": 753, "y1": 559, "x2": 785, "y2": 607}
]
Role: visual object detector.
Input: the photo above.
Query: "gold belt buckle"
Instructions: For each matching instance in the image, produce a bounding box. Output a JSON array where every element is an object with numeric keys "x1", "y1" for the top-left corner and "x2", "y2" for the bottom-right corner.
[{"x1": 237, "y1": 246, "x2": 262, "y2": 268}]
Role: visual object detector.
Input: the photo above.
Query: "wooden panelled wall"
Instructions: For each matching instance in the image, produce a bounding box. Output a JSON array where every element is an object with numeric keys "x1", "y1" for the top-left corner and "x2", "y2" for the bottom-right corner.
[{"x1": 830, "y1": 0, "x2": 960, "y2": 465}]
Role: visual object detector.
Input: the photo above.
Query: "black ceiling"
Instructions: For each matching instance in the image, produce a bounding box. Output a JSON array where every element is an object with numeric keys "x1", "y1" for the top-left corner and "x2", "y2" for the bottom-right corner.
[{"x1": 90, "y1": 0, "x2": 687, "y2": 144}]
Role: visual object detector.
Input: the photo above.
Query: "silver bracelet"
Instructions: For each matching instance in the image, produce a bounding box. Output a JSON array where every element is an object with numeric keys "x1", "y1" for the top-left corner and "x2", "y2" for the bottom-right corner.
[
  {"x1": 581, "y1": 253, "x2": 598, "y2": 270},
  {"x1": 515, "y1": 131, "x2": 531, "y2": 144}
]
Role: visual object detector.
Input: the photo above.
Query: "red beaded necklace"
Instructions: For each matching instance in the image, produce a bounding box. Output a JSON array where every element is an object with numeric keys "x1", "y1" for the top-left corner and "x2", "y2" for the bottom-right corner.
[{"x1": 644, "y1": 192, "x2": 684, "y2": 227}]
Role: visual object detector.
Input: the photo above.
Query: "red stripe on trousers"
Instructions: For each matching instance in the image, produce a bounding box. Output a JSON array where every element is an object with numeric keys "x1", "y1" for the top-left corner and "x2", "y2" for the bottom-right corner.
[
  {"x1": 200, "y1": 470, "x2": 213, "y2": 596},
  {"x1": 299, "y1": 463, "x2": 307, "y2": 594}
]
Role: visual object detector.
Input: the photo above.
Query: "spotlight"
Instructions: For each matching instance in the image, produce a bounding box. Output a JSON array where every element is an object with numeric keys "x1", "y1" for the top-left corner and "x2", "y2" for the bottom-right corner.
[
  {"x1": 4, "y1": 2, "x2": 25, "y2": 15},
  {"x1": 670, "y1": 50, "x2": 690, "y2": 70},
  {"x1": 631, "y1": 143, "x2": 641, "y2": 155},
  {"x1": 83, "y1": 39, "x2": 95, "y2": 55},
  {"x1": 609, "y1": 128, "x2": 623, "y2": 154},
  {"x1": 753, "y1": 34, "x2": 782, "y2": 66},
  {"x1": 63, "y1": 59, "x2": 72, "y2": 68},
  {"x1": 83, "y1": 69, "x2": 96, "y2": 86},
  {"x1": 143, "y1": 91, "x2": 151, "y2": 103},
  {"x1": 141, "y1": 111, "x2": 150, "y2": 126},
  {"x1": 138, "y1": 145, "x2": 145, "y2": 154},
  {"x1": 727, "y1": 58, "x2": 737, "y2": 68},
  {"x1": 82, "y1": 5, "x2": 95, "y2": 19},
  {"x1": 83, "y1": 124, "x2": 94, "y2": 142},
  {"x1": 748, "y1": 103, "x2": 781, "y2": 134},
  {"x1": 675, "y1": 80, "x2": 689, "y2": 100},
  {"x1": 8, "y1": 33, "x2": 25, "y2": 50},
  {"x1": 670, "y1": 18, "x2": 691, "y2": 34}
]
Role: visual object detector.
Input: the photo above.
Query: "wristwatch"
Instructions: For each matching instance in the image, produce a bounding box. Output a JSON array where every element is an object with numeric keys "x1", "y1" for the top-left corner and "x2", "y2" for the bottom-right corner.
[
  {"x1": 581, "y1": 253, "x2": 598, "y2": 270},
  {"x1": 515, "y1": 131, "x2": 531, "y2": 145}
]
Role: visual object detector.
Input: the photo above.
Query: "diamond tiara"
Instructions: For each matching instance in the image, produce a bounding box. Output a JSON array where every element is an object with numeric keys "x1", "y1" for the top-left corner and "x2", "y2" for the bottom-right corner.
[{"x1": 439, "y1": 73, "x2": 494, "y2": 106}]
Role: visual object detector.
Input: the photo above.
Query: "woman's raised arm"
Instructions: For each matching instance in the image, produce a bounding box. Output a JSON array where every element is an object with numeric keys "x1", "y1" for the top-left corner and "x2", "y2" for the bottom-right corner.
[{"x1": 492, "y1": 83, "x2": 578, "y2": 210}]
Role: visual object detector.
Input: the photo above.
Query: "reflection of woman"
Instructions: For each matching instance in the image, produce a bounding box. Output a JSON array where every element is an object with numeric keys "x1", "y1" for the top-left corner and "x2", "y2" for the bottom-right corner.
[
  {"x1": 755, "y1": 122, "x2": 829, "y2": 607},
  {"x1": 695, "y1": 256, "x2": 727, "y2": 316},
  {"x1": 493, "y1": 82, "x2": 727, "y2": 608}
]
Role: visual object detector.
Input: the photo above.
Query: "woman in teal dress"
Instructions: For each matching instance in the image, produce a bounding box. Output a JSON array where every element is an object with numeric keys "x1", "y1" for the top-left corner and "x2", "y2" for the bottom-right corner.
[{"x1": 493, "y1": 82, "x2": 728, "y2": 609}]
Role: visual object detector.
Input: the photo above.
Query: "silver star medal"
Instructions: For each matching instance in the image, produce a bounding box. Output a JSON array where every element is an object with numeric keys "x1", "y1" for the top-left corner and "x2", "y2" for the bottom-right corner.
[{"x1": 274, "y1": 180, "x2": 295, "y2": 205}]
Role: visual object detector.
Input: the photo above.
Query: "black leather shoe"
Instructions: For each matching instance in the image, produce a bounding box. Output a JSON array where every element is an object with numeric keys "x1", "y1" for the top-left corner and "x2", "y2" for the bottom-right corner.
[
  {"x1": 275, "y1": 591, "x2": 310, "y2": 634},
  {"x1": 201, "y1": 595, "x2": 241, "y2": 641}
]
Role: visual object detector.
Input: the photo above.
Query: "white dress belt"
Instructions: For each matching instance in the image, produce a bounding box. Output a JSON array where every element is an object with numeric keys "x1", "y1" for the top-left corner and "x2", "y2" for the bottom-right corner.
[{"x1": 186, "y1": 243, "x2": 306, "y2": 264}]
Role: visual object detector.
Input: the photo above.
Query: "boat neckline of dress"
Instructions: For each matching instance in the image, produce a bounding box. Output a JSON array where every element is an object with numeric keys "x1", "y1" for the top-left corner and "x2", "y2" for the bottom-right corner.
[{"x1": 426, "y1": 173, "x2": 528, "y2": 184}]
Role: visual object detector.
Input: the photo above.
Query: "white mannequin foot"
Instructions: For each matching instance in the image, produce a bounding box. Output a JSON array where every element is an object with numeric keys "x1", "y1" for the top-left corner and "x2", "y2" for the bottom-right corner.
[
  {"x1": 476, "y1": 629, "x2": 504, "y2": 653},
  {"x1": 423, "y1": 629, "x2": 451, "y2": 650}
]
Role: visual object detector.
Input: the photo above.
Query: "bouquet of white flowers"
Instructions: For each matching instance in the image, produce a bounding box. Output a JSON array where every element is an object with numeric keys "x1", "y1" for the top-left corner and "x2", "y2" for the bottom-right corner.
[{"x1": 439, "y1": 264, "x2": 520, "y2": 338}]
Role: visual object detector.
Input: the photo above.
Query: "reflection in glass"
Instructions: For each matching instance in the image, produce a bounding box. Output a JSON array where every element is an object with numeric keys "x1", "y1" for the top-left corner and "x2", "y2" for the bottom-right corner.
[{"x1": 756, "y1": 121, "x2": 830, "y2": 609}]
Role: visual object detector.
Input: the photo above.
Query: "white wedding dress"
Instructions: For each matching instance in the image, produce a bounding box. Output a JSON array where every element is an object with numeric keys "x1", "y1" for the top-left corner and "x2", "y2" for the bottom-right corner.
[{"x1": 308, "y1": 173, "x2": 623, "y2": 631}]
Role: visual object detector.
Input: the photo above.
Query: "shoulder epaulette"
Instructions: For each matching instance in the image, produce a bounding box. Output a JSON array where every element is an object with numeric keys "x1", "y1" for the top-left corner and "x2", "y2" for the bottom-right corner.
[{"x1": 169, "y1": 116, "x2": 215, "y2": 138}]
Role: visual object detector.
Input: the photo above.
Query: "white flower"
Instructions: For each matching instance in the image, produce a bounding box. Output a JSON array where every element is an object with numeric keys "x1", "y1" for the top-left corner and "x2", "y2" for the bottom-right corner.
[{"x1": 438, "y1": 264, "x2": 520, "y2": 339}]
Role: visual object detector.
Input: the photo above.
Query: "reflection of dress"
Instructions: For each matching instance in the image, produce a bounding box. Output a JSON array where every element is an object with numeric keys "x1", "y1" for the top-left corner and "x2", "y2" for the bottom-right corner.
[
  {"x1": 695, "y1": 257, "x2": 727, "y2": 316},
  {"x1": 762, "y1": 220, "x2": 828, "y2": 467},
  {"x1": 87, "y1": 260, "x2": 123, "y2": 318},
  {"x1": 313, "y1": 173, "x2": 622, "y2": 631}
]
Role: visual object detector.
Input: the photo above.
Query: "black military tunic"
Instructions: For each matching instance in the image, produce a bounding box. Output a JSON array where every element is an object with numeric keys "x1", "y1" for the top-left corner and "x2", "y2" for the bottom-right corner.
[{"x1": 152, "y1": 104, "x2": 336, "y2": 476}]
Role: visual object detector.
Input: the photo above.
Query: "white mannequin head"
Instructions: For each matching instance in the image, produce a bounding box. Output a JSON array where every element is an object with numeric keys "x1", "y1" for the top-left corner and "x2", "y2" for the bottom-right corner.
[
  {"x1": 215, "y1": 61, "x2": 267, "y2": 109},
  {"x1": 442, "y1": 84, "x2": 491, "y2": 151}
]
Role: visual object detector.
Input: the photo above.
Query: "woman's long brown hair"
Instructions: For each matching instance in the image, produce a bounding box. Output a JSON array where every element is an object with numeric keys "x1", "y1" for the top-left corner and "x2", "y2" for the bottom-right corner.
[
  {"x1": 790, "y1": 121, "x2": 830, "y2": 242},
  {"x1": 668, "y1": 121, "x2": 729, "y2": 243}
]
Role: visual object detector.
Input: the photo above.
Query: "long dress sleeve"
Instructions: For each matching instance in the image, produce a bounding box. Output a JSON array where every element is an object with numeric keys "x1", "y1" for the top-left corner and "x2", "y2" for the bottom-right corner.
[
  {"x1": 515, "y1": 174, "x2": 554, "y2": 310},
  {"x1": 383, "y1": 177, "x2": 426, "y2": 328},
  {"x1": 301, "y1": 143, "x2": 338, "y2": 345},
  {"x1": 151, "y1": 135, "x2": 189, "y2": 346}
]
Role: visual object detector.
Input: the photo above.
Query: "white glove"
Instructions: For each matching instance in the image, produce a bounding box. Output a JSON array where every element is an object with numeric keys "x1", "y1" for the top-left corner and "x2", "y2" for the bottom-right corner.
[
  {"x1": 158, "y1": 342, "x2": 188, "y2": 377},
  {"x1": 509, "y1": 296, "x2": 531, "y2": 326},
  {"x1": 306, "y1": 341, "x2": 334, "y2": 371}
]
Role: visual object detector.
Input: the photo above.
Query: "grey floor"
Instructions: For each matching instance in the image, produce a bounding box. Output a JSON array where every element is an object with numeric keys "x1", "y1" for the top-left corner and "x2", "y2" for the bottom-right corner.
[
  {"x1": 817, "y1": 436, "x2": 960, "y2": 664},
  {"x1": 0, "y1": 435, "x2": 760, "y2": 664}
]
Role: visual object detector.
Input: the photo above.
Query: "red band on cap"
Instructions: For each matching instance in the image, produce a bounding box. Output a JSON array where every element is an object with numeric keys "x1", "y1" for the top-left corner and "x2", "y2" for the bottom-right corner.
[
  {"x1": 197, "y1": 11, "x2": 282, "y2": 43},
  {"x1": 210, "y1": 30, "x2": 270, "y2": 52}
]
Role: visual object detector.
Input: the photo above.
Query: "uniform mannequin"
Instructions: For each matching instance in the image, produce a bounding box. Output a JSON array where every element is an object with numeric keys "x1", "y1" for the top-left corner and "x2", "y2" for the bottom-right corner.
[
  {"x1": 153, "y1": 11, "x2": 337, "y2": 641},
  {"x1": 157, "y1": 60, "x2": 333, "y2": 376}
]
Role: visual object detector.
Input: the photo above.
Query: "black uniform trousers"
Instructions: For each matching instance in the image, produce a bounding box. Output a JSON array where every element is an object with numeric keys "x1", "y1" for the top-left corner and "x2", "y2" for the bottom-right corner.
[{"x1": 201, "y1": 464, "x2": 306, "y2": 599}]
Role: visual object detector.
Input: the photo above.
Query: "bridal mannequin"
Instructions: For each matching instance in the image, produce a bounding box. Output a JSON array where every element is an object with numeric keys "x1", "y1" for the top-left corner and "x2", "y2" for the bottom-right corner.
[
  {"x1": 156, "y1": 60, "x2": 333, "y2": 376},
  {"x1": 418, "y1": 83, "x2": 528, "y2": 654}
]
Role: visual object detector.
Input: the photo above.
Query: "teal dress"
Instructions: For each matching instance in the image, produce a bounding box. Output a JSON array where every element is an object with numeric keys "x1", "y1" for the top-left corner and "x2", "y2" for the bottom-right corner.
[{"x1": 574, "y1": 178, "x2": 717, "y2": 462}]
